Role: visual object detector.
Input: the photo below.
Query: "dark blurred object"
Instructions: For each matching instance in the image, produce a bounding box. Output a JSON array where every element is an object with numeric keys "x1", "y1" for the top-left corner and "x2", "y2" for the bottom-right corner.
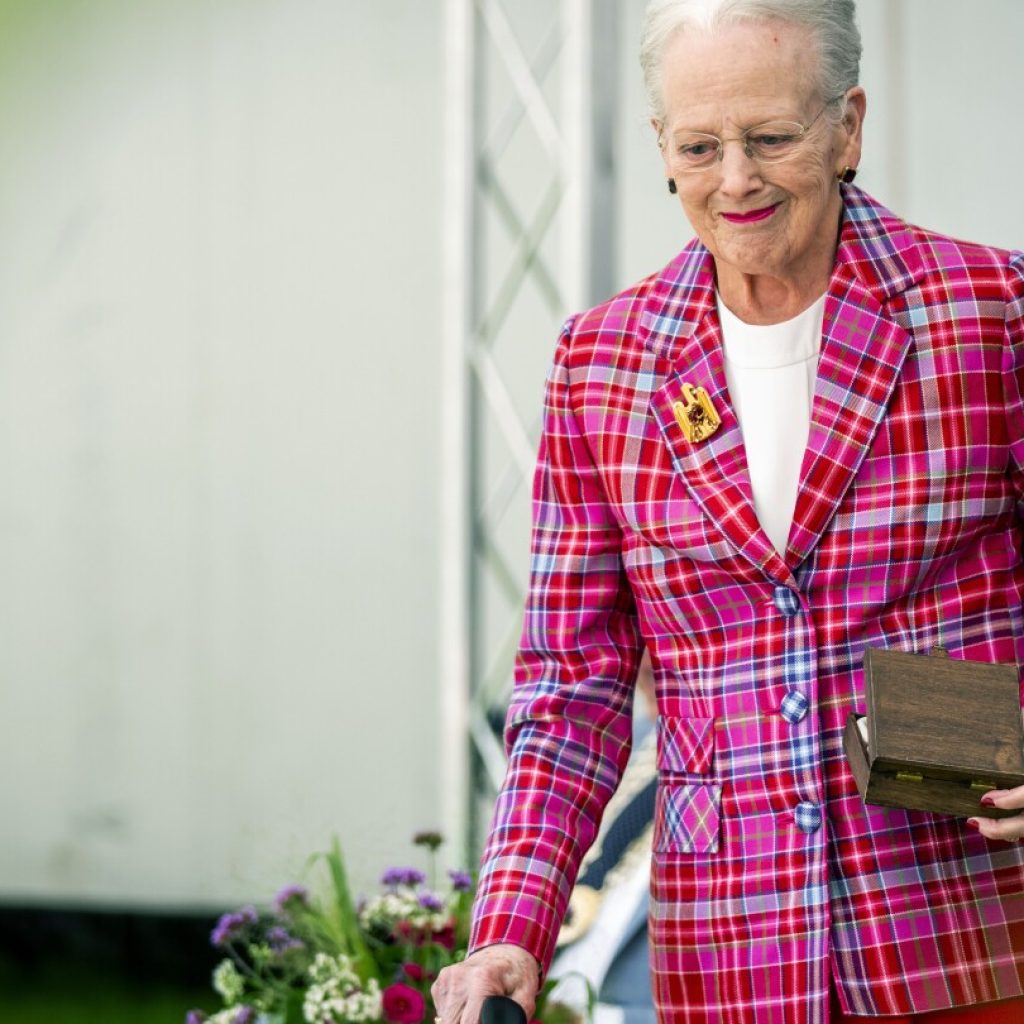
[
  {"x1": 0, "y1": 905, "x2": 218, "y2": 987},
  {"x1": 481, "y1": 995, "x2": 528, "y2": 1024}
]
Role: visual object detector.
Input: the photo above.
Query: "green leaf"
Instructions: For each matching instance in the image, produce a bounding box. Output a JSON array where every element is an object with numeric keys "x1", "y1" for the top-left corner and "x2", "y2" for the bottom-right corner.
[
  {"x1": 283, "y1": 987, "x2": 306, "y2": 1024},
  {"x1": 452, "y1": 888, "x2": 474, "y2": 948},
  {"x1": 315, "y1": 836, "x2": 378, "y2": 983},
  {"x1": 535, "y1": 971, "x2": 596, "y2": 1024}
]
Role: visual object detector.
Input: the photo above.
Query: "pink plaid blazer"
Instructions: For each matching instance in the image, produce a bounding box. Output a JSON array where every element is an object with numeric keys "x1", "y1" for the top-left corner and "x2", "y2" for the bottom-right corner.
[{"x1": 468, "y1": 186, "x2": 1024, "y2": 1023}]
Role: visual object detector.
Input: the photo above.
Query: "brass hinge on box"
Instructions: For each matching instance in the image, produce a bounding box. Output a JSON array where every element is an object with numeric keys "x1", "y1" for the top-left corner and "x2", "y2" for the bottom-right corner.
[{"x1": 893, "y1": 771, "x2": 998, "y2": 791}]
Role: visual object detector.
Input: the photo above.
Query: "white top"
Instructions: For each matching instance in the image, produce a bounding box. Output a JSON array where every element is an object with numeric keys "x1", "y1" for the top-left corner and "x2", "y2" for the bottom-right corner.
[{"x1": 717, "y1": 293, "x2": 826, "y2": 558}]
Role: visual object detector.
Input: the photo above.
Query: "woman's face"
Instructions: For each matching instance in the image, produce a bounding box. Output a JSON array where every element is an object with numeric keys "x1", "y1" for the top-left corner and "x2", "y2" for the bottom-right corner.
[{"x1": 655, "y1": 19, "x2": 865, "y2": 290}]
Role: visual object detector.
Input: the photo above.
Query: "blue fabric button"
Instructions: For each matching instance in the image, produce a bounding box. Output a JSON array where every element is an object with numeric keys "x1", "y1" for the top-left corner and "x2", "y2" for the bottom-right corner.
[
  {"x1": 773, "y1": 585, "x2": 800, "y2": 617},
  {"x1": 780, "y1": 690, "x2": 809, "y2": 724},
  {"x1": 794, "y1": 801, "x2": 822, "y2": 834}
]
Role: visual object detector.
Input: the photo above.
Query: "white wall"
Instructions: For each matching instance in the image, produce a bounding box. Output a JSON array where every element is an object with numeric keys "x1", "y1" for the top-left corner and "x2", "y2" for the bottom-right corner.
[
  {"x1": 856, "y1": 0, "x2": 1024, "y2": 251},
  {"x1": 0, "y1": 0, "x2": 1020, "y2": 913},
  {"x1": 0, "y1": 0, "x2": 445, "y2": 909}
]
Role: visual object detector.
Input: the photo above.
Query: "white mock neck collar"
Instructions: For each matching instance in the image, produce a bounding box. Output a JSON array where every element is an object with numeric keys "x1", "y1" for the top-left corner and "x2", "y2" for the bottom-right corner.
[{"x1": 716, "y1": 292, "x2": 826, "y2": 369}]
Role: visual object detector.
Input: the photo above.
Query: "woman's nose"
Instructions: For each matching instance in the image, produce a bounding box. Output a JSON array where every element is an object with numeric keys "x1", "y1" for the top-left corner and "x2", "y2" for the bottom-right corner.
[{"x1": 716, "y1": 140, "x2": 763, "y2": 197}]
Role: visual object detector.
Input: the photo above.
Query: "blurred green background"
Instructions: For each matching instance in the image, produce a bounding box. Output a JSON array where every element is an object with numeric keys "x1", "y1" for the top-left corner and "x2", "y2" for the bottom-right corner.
[
  {"x1": 2, "y1": 964, "x2": 207, "y2": 1024},
  {"x1": 0, "y1": 910, "x2": 216, "y2": 1023}
]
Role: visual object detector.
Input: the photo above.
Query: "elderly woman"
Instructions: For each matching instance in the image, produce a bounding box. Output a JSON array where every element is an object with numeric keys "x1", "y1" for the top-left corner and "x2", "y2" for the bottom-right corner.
[{"x1": 433, "y1": 1, "x2": 1024, "y2": 1021}]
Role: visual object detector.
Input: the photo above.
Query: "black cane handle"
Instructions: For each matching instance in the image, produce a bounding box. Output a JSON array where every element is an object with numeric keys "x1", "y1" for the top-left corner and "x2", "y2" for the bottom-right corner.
[{"x1": 480, "y1": 995, "x2": 527, "y2": 1024}]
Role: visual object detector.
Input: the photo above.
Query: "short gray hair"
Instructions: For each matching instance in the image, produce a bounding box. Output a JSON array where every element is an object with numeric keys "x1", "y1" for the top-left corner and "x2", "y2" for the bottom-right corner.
[{"x1": 640, "y1": 0, "x2": 862, "y2": 124}]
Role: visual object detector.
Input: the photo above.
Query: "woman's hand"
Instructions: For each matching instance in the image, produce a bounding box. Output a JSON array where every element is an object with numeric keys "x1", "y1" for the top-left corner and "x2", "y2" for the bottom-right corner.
[
  {"x1": 431, "y1": 943, "x2": 539, "y2": 1024},
  {"x1": 969, "y1": 786, "x2": 1024, "y2": 842}
]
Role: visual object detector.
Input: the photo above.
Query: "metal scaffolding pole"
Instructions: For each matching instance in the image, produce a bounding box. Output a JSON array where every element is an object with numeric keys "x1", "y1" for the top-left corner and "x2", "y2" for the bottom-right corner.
[{"x1": 441, "y1": 0, "x2": 619, "y2": 866}]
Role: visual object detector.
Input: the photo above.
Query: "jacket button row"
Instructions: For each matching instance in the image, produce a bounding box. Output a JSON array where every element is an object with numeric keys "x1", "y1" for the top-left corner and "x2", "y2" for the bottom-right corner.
[
  {"x1": 772, "y1": 585, "x2": 800, "y2": 617},
  {"x1": 794, "y1": 801, "x2": 822, "y2": 834}
]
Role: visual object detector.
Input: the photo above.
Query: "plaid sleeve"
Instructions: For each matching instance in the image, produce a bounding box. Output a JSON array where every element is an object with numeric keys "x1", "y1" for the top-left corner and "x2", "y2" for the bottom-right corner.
[
  {"x1": 1004, "y1": 251, "x2": 1024, "y2": 489},
  {"x1": 467, "y1": 318, "x2": 642, "y2": 975}
]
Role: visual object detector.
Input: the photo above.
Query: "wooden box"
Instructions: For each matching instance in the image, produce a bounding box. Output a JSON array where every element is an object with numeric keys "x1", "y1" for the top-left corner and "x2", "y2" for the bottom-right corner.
[{"x1": 843, "y1": 646, "x2": 1024, "y2": 819}]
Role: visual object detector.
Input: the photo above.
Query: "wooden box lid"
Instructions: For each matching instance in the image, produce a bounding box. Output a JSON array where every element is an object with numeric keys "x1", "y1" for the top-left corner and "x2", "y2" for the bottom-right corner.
[
  {"x1": 864, "y1": 645, "x2": 1024, "y2": 782},
  {"x1": 843, "y1": 646, "x2": 1024, "y2": 818}
]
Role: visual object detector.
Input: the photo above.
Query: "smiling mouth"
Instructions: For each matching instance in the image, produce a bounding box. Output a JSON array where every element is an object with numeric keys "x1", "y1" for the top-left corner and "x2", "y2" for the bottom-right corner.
[{"x1": 720, "y1": 203, "x2": 781, "y2": 224}]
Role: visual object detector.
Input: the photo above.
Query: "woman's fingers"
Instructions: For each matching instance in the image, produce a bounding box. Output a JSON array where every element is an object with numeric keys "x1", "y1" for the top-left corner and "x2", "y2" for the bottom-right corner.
[
  {"x1": 969, "y1": 785, "x2": 1024, "y2": 841},
  {"x1": 431, "y1": 944, "x2": 538, "y2": 1024},
  {"x1": 969, "y1": 813, "x2": 1024, "y2": 842},
  {"x1": 430, "y1": 968, "x2": 468, "y2": 1024},
  {"x1": 983, "y1": 784, "x2": 1024, "y2": 811}
]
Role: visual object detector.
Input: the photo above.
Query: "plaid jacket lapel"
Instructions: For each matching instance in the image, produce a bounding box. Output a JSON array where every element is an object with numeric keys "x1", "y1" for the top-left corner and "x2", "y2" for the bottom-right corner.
[
  {"x1": 784, "y1": 268, "x2": 913, "y2": 568},
  {"x1": 786, "y1": 187, "x2": 924, "y2": 569},
  {"x1": 642, "y1": 245, "x2": 794, "y2": 586},
  {"x1": 641, "y1": 185, "x2": 923, "y2": 582}
]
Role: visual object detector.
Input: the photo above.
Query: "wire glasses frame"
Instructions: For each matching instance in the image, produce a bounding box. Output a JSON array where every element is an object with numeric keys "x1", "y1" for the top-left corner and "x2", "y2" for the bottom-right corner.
[{"x1": 658, "y1": 93, "x2": 847, "y2": 173}]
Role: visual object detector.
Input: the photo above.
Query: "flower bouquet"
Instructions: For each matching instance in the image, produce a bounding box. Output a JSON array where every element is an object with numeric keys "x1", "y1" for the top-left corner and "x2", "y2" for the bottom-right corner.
[{"x1": 186, "y1": 833, "x2": 582, "y2": 1024}]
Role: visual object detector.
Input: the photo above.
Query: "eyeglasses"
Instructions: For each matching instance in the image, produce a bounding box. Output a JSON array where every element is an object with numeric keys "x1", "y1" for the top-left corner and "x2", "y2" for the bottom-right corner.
[{"x1": 658, "y1": 95, "x2": 845, "y2": 173}]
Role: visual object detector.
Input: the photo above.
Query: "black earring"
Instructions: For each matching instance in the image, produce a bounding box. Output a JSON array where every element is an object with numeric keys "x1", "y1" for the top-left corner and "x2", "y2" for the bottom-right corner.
[
  {"x1": 667, "y1": 178, "x2": 677, "y2": 195},
  {"x1": 837, "y1": 166, "x2": 857, "y2": 184}
]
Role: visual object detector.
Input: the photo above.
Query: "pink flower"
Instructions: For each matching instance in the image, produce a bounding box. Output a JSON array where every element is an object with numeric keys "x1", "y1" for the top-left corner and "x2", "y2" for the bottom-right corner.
[
  {"x1": 431, "y1": 923, "x2": 456, "y2": 950},
  {"x1": 402, "y1": 962, "x2": 426, "y2": 981},
  {"x1": 382, "y1": 983, "x2": 427, "y2": 1024}
]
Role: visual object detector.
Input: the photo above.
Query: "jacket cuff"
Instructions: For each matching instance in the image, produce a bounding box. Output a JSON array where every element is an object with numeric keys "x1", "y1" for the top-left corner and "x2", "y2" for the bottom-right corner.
[{"x1": 468, "y1": 881, "x2": 569, "y2": 981}]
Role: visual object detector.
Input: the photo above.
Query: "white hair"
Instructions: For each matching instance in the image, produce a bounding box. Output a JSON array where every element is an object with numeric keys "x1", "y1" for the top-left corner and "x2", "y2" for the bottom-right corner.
[{"x1": 640, "y1": 0, "x2": 862, "y2": 124}]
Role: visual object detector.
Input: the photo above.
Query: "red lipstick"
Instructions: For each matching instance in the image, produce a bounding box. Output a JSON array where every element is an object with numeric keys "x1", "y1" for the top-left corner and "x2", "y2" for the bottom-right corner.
[{"x1": 721, "y1": 203, "x2": 780, "y2": 224}]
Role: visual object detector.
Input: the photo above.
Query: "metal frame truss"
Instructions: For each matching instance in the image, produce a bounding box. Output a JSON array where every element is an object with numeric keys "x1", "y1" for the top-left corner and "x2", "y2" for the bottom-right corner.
[{"x1": 441, "y1": 0, "x2": 619, "y2": 865}]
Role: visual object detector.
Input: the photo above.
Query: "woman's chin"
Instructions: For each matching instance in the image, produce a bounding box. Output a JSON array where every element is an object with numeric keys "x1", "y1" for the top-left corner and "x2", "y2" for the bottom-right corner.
[{"x1": 710, "y1": 234, "x2": 788, "y2": 279}]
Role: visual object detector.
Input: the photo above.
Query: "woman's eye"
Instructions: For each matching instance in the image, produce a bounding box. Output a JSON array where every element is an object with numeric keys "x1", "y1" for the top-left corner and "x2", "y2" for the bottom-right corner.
[
  {"x1": 751, "y1": 133, "x2": 795, "y2": 148},
  {"x1": 680, "y1": 142, "x2": 715, "y2": 158}
]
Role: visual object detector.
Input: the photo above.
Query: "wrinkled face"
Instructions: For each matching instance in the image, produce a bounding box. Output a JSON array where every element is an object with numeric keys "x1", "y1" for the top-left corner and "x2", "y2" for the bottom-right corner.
[{"x1": 655, "y1": 19, "x2": 864, "y2": 289}]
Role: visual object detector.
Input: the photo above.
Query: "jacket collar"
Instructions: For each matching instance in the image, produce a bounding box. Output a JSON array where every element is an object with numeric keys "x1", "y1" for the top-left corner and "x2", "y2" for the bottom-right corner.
[
  {"x1": 644, "y1": 186, "x2": 924, "y2": 586},
  {"x1": 638, "y1": 184, "x2": 923, "y2": 361}
]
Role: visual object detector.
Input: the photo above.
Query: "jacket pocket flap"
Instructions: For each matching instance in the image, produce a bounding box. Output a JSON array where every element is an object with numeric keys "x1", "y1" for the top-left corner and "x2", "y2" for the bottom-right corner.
[
  {"x1": 657, "y1": 715, "x2": 715, "y2": 775},
  {"x1": 654, "y1": 783, "x2": 722, "y2": 855}
]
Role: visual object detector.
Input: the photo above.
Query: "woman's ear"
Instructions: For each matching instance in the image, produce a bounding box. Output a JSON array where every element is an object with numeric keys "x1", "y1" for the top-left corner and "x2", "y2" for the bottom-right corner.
[
  {"x1": 838, "y1": 86, "x2": 866, "y2": 174},
  {"x1": 843, "y1": 87, "x2": 866, "y2": 138},
  {"x1": 651, "y1": 117, "x2": 672, "y2": 174}
]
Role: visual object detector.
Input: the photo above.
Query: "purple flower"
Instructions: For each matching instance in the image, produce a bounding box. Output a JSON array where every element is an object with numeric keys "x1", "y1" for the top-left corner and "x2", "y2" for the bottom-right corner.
[
  {"x1": 381, "y1": 867, "x2": 426, "y2": 887},
  {"x1": 233, "y1": 1008, "x2": 257, "y2": 1024},
  {"x1": 417, "y1": 891, "x2": 444, "y2": 912},
  {"x1": 210, "y1": 905, "x2": 258, "y2": 947},
  {"x1": 268, "y1": 925, "x2": 305, "y2": 956},
  {"x1": 273, "y1": 883, "x2": 309, "y2": 914},
  {"x1": 447, "y1": 869, "x2": 473, "y2": 892},
  {"x1": 185, "y1": 1012, "x2": 206, "y2": 1024}
]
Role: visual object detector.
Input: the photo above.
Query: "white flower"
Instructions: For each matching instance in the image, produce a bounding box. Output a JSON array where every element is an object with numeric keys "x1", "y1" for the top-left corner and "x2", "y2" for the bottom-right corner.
[
  {"x1": 359, "y1": 889, "x2": 448, "y2": 934},
  {"x1": 212, "y1": 959, "x2": 246, "y2": 1004},
  {"x1": 302, "y1": 953, "x2": 382, "y2": 1024},
  {"x1": 207, "y1": 1008, "x2": 256, "y2": 1024}
]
